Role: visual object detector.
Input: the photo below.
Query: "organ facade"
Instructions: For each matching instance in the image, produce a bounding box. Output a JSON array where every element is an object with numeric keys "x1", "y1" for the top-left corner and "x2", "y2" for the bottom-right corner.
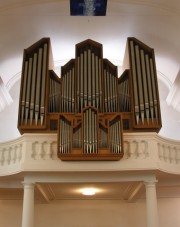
[{"x1": 18, "y1": 38, "x2": 162, "y2": 161}]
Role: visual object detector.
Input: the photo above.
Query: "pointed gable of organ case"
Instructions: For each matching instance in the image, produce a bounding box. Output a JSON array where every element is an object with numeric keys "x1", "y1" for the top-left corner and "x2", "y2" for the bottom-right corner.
[{"x1": 18, "y1": 38, "x2": 162, "y2": 161}]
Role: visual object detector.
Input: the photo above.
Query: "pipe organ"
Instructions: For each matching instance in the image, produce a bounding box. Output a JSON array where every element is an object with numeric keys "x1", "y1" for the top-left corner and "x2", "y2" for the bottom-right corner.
[{"x1": 18, "y1": 37, "x2": 162, "y2": 161}]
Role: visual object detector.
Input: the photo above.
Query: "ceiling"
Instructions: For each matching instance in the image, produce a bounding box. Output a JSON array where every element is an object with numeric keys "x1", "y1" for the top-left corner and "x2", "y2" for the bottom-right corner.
[
  {"x1": 1, "y1": 176, "x2": 180, "y2": 202},
  {"x1": 0, "y1": 0, "x2": 179, "y2": 142}
]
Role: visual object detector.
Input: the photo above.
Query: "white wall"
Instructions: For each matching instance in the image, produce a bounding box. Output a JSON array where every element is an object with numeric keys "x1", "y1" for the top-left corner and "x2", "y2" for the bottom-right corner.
[{"x1": 0, "y1": 198, "x2": 180, "y2": 227}]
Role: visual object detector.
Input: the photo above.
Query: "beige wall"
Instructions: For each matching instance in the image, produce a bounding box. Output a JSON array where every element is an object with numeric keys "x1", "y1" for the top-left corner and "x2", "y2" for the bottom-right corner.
[{"x1": 0, "y1": 198, "x2": 180, "y2": 227}]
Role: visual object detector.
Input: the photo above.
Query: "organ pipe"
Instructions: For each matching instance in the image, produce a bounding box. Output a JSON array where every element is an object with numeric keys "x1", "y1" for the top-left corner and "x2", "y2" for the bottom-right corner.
[
  {"x1": 35, "y1": 48, "x2": 43, "y2": 125},
  {"x1": 140, "y1": 49, "x2": 149, "y2": 123},
  {"x1": 150, "y1": 58, "x2": 158, "y2": 122},
  {"x1": 145, "y1": 54, "x2": 154, "y2": 122},
  {"x1": 25, "y1": 57, "x2": 32, "y2": 124},
  {"x1": 30, "y1": 53, "x2": 37, "y2": 125},
  {"x1": 21, "y1": 60, "x2": 28, "y2": 124},
  {"x1": 130, "y1": 40, "x2": 140, "y2": 124},
  {"x1": 135, "y1": 45, "x2": 145, "y2": 124}
]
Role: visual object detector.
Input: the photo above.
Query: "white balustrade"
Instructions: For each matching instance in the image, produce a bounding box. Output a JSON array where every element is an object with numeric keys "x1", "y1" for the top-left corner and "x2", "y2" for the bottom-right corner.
[
  {"x1": 0, "y1": 133, "x2": 180, "y2": 176},
  {"x1": 158, "y1": 142, "x2": 180, "y2": 164}
]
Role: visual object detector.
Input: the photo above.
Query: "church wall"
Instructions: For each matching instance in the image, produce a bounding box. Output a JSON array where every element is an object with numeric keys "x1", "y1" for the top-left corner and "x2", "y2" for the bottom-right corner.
[{"x1": 0, "y1": 198, "x2": 180, "y2": 227}]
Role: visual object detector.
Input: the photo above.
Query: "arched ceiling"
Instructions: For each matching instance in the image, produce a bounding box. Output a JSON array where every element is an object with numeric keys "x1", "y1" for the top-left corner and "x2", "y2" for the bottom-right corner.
[{"x1": 0, "y1": 0, "x2": 179, "y2": 142}]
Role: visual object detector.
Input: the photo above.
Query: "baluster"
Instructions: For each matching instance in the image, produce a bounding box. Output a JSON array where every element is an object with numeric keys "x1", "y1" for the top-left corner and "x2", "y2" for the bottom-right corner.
[
  {"x1": 17, "y1": 144, "x2": 22, "y2": 162},
  {"x1": 4, "y1": 147, "x2": 10, "y2": 165},
  {"x1": 10, "y1": 146, "x2": 16, "y2": 164},
  {"x1": 0, "y1": 148, "x2": 5, "y2": 165},
  {"x1": 169, "y1": 146, "x2": 176, "y2": 163},
  {"x1": 175, "y1": 147, "x2": 180, "y2": 164},
  {"x1": 51, "y1": 141, "x2": 58, "y2": 160},
  {"x1": 42, "y1": 142, "x2": 51, "y2": 160}
]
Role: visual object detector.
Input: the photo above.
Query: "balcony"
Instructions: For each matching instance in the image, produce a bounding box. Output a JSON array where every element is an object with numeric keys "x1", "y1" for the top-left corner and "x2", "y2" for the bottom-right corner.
[{"x1": 0, "y1": 132, "x2": 180, "y2": 176}]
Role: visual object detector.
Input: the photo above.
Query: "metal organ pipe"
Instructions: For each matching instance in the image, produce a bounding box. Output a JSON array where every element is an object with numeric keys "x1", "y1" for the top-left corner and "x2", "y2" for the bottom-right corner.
[
  {"x1": 104, "y1": 68, "x2": 108, "y2": 112},
  {"x1": 135, "y1": 45, "x2": 145, "y2": 124},
  {"x1": 21, "y1": 60, "x2": 28, "y2": 124},
  {"x1": 80, "y1": 52, "x2": 84, "y2": 111},
  {"x1": 30, "y1": 53, "x2": 37, "y2": 125},
  {"x1": 130, "y1": 40, "x2": 140, "y2": 124},
  {"x1": 92, "y1": 52, "x2": 96, "y2": 107},
  {"x1": 61, "y1": 75, "x2": 64, "y2": 112},
  {"x1": 77, "y1": 56, "x2": 80, "y2": 112},
  {"x1": 86, "y1": 109, "x2": 89, "y2": 152},
  {"x1": 92, "y1": 109, "x2": 95, "y2": 153},
  {"x1": 68, "y1": 71, "x2": 71, "y2": 112},
  {"x1": 88, "y1": 108, "x2": 92, "y2": 153},
  {"x1": 112, "y1": 75, "x2": 118, "y2": 112},
  {"x1": 25, "y1": 57, "x2": 32, "y2": 124},
  {"x1": 107, "y1": 70, "x2": 111, "y2": 112},
  {"x1": 98, "y1": 58, "x2": 102, "y2": 112},
  {"x1": 65, "y1": 71, "x2": 68, "y2": 112},
  {"x1": 48, "y1": 74, "x2": 52, "y2": 112},
  {"x1": 84, "y1": 50, "x2": 88, "y2": 108},
  {"x1": 72, "y1": 67, "x2": 75, "y2": 112},
  {"x1": 88, "y1": 49, "x2": 91, "y2": 106},
  {"x1": 83, "y1": 111, "x2": 86, "y2": 152},
  {"x1": 64, "y1": 72, "x2": 67, "y2": 112},
  {"x1": 145, "y1": 54, "x2": 154, "y2": 122},
  {"x1": 150, "y1": 58, "x2": 158, "y2": 122},
  {"x1": 140, "y1": 49, "x2": 149, "y2": 124},
  {"x1": 35, "y1": 48, "x2": 43, "y2": 125},
  {"x1": 95, "y1": 56, "x2": 99, "y2": 110},
  {"x1": 40, "y1": 43, "x2": 48, "y2": 125}
]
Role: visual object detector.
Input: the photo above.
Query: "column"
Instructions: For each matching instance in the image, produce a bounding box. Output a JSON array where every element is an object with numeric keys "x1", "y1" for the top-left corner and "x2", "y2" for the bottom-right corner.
[
  {"x1": 22, "y1": 182, "x2": 35, "y2": 227},
  {"x1": 144, "y1": 180, "x2": 159, "y2": 227}
]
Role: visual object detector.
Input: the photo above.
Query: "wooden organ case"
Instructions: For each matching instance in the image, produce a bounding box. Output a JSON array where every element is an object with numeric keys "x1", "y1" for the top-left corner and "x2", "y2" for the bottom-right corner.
[{"x1": 18, "y1": 37, "x2": 162, "y2": 161}]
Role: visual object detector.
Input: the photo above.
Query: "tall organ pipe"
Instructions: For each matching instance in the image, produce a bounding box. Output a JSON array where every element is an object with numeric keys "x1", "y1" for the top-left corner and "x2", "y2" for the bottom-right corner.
[
  {"x1": 130, "y1": 41, "x2": 140, "y2": 125},
  {"x1": 135, "y1": 45, "x2": 145, "y2": 124},
  {"x1": 140, "y1": 49, "x2": 150, "y2": 123},
  {"x1": 25, "y1": 57, "x2": 32, "y2": 124},
  {"x1": 21, "y1": 61, "x2": 28, "y2": 124},
  {"x1": 35, "y1": 48, "x2": 43, "y2": 125},
  {"x1": 150, "y1": 58, "x2": 158, "y2": 122},
  {"x1": 145, "y1": 54, "x2": 154, "y2": 122},
  {"x1": 30, "y1": 53, "x2": 37, "y2": 125},
  {"x1": 40, "y1": 43, "x2": 48, "y2": 125}
]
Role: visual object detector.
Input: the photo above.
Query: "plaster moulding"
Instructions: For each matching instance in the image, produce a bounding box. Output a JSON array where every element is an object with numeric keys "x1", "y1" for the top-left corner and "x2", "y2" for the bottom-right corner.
[
  {"x1": 166, "y1": 71, "x2": 180, "y2": 113},
  {"x1": 0, "y1": 76, "x2": 13, "y2": 112}
]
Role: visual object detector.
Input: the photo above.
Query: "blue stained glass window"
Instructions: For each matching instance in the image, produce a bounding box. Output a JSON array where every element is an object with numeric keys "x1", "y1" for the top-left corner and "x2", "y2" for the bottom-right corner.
[{"x1": 70, "y1": 0, "x2": 107, "y2": 16}]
